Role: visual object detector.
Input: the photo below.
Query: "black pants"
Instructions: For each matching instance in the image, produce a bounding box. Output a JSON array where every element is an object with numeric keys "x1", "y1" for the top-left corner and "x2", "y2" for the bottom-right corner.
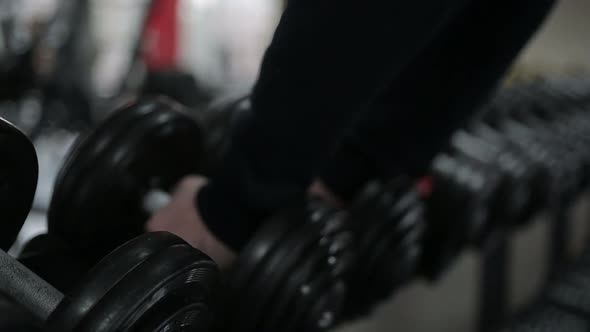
[{"x1": 199, "y1": 0, "x2": 557, "y2": 250}]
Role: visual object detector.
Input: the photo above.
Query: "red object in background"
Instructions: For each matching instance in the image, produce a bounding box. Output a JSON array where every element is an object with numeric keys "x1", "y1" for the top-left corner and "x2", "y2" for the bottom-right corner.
[
  {"x1": 416, "y1": 176, "x2": 433, "y2": 198},
  {"x1": 142, "y1": 0, "x2": 180, "y2": 70}
]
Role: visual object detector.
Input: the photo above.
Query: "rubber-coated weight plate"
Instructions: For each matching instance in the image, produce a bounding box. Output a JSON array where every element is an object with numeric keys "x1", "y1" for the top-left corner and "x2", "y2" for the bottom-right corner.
[
  {"x1": 47, "y1": 232, "x2": 188, "y2": 331},
  {"x1": 264, "y1": 209, "x2": 353, "y2": 332},
  {"x1": 232, "y1": 214, "x2": 321, "y2": 332},
  {"x1": 262, "y1": 235, "x2": 329, "y2": 332},
  {"x1": 0, "y1": 117, "x2": 38, "y2": 250},
  {"x1": 48, "y1": 98, "x2": 205, "y2": 261},
  {"x1": 227, "y1": 210, "x2": 297, "y2": 305},
  {"x1": 290, "y1": 268, "x2": 346, "y2": 332},
  {"x1": 76, "y1": 243, "x2": 218, "y2": 332}
]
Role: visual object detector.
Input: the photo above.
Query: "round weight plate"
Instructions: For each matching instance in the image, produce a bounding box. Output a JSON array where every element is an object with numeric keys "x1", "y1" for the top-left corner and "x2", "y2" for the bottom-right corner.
[
  {"x1": 261, "y1": 235, "x2": 329, "y2": 332},
  {"x1": 227, "y1": 210, "x2": 297, "y2": 304},
  {"x1": 369, "y1": 223, "x2": 422, "y2": 301},
  {"x1": 75, "y1": 243, "x2": 218, "y2": 332},
  {"x1": 263, "y1": 208, "x2": 353, "y2": 332},
  {"x1": 347, "y1": 207, "x2": 422, "y2": 317},
  {"x1": 47, "y1": 232, "x2": 187, "y2": 331},
  {"x1": 48, "y1": 98, "x2": 205, "y2": 261},
  {"x1": 350, "y1": 184, "x2": 394, "y2": 269},
  {"x1": 231, "y1": 216, "x2": 320, "y2": 332},
  {"x1": 303, "y1": 281, "x2": 347, "y2": 332},
  {"x1": 326, "y1": 231, "x2": 357, "y2": 278},
  {"x1": 0, "y1": 117, "x2": 38, "y2": 250}
]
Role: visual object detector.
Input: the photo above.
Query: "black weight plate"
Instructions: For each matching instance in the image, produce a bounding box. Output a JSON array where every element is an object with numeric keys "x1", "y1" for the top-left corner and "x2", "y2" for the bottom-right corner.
[
  {"x1": 303, "y1": 281, "x2": 347, "y2": 332},
  {"x1": 326, "y1": 231, "x2": 357, "y2": 278},
  {"x1": 261, "y1": 233, "x2": 330, "y2": 332},
  {"x1": 227, "y1": 210, "x2": 297, "y2": 303},
  {"x1": 369, "y1": 205, "x2": 423, "y2": 287},
  {"x1": 47, "y1": 232, "x2": 187, "y2": 331},
  {"x1": 264, "y1": 211, "x2": 353, "y2": 332},
  {"x1": 370, "y1": 223, "x2": 422, "y2": 300},
  {"x1": 290, "y1": 267, "x2": 346, "y2": 332},
  {"x1": 232, "y1": 216, "x2": 321, "y2": 332},
  {"x1": 48, "y1": 98, "x2": 205, "y2": 260},
  {"x1": 351, "y1": 184, "x2": 396, "y2": 268},
  {"x1": 351, "y1": 196, "x2": 411, "y2": 290},
  {"x1": 0, "y1": 117, "x2": 38, "y2": 250},
  {"x1": 75, "y1": 243, "x2": 218, "y2": 332},
  {"x1": 350, "y1": 210, "x2": 422, "y2": 316}
]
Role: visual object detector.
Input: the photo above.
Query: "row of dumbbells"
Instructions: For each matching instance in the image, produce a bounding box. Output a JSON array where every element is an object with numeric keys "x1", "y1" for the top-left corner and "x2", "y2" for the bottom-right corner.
[
  {"x1": 423, "y1": 78, "x2": 590, "y2": 279},
  {"x1": 0, "y1": 97, "x2": 427, "y2": 332}
]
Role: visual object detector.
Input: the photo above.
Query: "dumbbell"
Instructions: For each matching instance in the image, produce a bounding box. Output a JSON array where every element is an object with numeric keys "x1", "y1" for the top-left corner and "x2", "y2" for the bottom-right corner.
[
  {"x1": 1, "y1": 232, "x2": 220, "y2": 332},
  {"x1": 46, "y1": 97, "x2": 355, "y2": 331},
  {"x1": 0, "y1": 116, "x2": 220, "y2": 331},
  {"x1": 342, "y1": 178, "x2": 425, "y2": 318}
]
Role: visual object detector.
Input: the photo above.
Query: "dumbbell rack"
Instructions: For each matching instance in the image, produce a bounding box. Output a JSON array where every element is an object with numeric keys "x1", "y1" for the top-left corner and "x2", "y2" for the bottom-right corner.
[{"x1": 429, "y1": 77, "x2": 590, "y2": 332}]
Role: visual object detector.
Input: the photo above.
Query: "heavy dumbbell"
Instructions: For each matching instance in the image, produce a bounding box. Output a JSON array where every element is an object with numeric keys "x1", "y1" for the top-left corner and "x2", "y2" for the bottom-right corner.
[
  {"x1": 0, "y1": 116, "x2": 220, "y2": 331},
  {"x1": 46, "y1": 97, "x2": 355, "y2": 331},
  {"x1": 343, "y1": 179, "x2": 425, "y2": 318},
  {"x1": 1, "y1": 232, "x2": 220, "y2": 332},
  {"x1": 0, "y1": 117, "x2": 38, "y2": 251}
]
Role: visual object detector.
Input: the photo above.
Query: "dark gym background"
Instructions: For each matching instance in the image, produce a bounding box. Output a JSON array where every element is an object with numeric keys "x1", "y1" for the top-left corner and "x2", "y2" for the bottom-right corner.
[{"x1": 3, "y1": 0, "x2": 589, "y2": 331}]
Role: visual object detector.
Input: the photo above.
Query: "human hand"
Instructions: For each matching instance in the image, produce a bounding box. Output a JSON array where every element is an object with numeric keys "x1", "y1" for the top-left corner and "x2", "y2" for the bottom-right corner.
[
  {"x1": 146, "y1": 176, "x2": 236, "y2": 269},
  {"x1": 308, "y1": 179, "x2": 346, "y2": 208}
]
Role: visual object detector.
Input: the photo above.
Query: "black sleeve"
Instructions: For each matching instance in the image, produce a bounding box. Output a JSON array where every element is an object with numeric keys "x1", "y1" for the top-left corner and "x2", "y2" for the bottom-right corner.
[
  {"x1": 320, "y1": 0, "x2": 556, "y2": 201},
  {"x1": 196, "y1": 0, "x2": 481, "y2": 251}
]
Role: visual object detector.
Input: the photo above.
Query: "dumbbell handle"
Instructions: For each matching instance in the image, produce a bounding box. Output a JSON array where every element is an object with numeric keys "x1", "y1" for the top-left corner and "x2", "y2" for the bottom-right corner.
[
  {"x1": 0, "y1": 249, "x2": 63, "y2": 321},
  {"x1": 143, "y1": 189, "x2": 172, "y2": 214}
]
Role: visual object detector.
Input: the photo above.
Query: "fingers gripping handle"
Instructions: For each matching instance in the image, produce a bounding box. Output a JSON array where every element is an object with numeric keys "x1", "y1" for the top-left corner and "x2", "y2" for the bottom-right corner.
[{"x1": 0, "y1": 249, "x2": 64, "y2": 321}]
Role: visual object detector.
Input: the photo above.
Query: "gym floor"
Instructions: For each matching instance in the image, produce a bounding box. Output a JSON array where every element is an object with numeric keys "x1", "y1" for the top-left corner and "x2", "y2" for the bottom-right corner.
[{"x1": 11, "y1": 0, "x2": 590, "y2": 330}]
